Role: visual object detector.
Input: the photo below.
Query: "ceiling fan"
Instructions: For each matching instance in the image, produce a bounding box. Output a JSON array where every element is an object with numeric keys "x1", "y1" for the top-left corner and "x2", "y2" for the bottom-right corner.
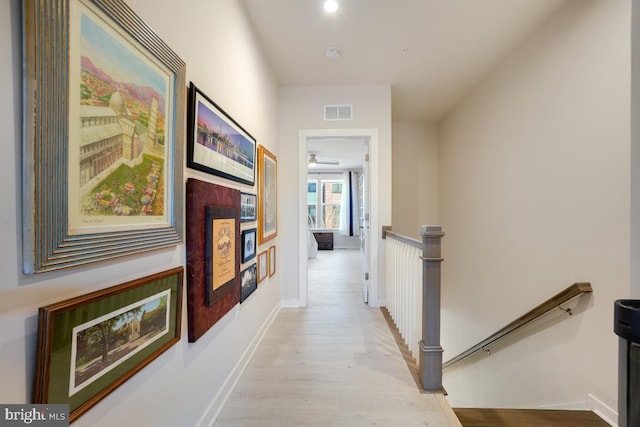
[{"x1": 308, "y1": 153, "x2": 339, "y2": 167}]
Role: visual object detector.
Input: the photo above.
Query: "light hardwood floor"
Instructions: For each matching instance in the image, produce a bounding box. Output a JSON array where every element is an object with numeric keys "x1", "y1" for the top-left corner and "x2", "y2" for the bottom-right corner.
[{"x1": 213, "y1": 249, "x2": 461, "y2": 426}]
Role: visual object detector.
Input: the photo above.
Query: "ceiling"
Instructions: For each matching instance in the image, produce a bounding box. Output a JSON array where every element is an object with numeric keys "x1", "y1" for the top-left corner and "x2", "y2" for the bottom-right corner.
[
  {"x1": 241, "y1": 0, "x2": 568, "y2": 123},
  {"x1": 307, "y1": 136, "x2": 367, "y2": 171},
  {"x1": 241, "y1": 0, "x2": 568, "y2": 170}
]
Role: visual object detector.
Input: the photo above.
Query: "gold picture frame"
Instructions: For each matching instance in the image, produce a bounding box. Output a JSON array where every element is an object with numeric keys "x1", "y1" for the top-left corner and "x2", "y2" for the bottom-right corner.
[
  {"x1": 257, "y1": 250, "x2": 268, "y2": 284},
  {"x1": 257, "y1": 145, "x2": 277, "y2": 244},
  {"x1": 268, "y1": 245, "x2": 276, "y2": 277}
]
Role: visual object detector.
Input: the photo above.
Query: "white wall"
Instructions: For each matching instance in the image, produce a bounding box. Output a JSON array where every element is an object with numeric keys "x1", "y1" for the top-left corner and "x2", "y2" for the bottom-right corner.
[
  {"x1": 632, "y1": 0, "x2": 640, "y2": 299},
  {"x1": 279, "y1": 85, "x2": 392, "y2": 306},
  {"x1": 392, "y1": 122, "x2": 439, "y2": 238},
  {"x1": 1, "y1": 0, "x2": 280, "y2": 425},
  {"x1": 438, "y1": 0, "x2": 630, "y2": 416}
]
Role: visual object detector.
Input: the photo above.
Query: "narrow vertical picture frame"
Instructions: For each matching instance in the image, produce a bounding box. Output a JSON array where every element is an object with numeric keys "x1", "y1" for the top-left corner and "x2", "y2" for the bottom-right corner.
[
  {"x1": 241, "y1": 228, "x2": 257, "y2": 263},
  {"x1": 257, "y1": 250, "x2": 268, "y2": 284},
  {"x1": 185, "y1": 179, "x2": 241, "y2": 342},
  {"x1": 205, "y1": 206, "x2": 237, "y2": 306},
  {"x1": 240, "y1": 264, "x2": 257, "y2": 302},
  {"x1": 268, "y1": 245, "x2": 276, "y2": 277},
  {"x1": 257, "y1": 145, "x2": 277, "y2": 244}
]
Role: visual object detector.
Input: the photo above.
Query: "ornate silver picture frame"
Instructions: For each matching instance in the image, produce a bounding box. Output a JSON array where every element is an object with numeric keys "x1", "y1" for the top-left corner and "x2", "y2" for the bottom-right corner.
[{"x1": 23, "y1": 0, "x2": 186, "y2": 273}]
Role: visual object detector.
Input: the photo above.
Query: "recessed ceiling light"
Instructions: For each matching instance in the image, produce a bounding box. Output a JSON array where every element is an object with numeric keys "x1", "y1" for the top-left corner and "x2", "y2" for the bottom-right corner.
[
  {"x1": 324, "y1": 0, "x2": 339, "y2": 13},
  {"x1": 325, "y1": 46, "x2": 340, "y2": 59}
]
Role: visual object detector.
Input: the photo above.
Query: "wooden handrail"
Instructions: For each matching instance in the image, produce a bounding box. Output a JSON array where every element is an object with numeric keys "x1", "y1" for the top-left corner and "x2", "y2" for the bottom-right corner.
[
  {"x1": 383, "y1": 228, "x2": 422, "y2": 249},
  {"x1": 443, "y1": 282, "x2": 593, "y2": 369},
  {"x1": 384, "y1": 231, "x2": 422, "y2": 249}
]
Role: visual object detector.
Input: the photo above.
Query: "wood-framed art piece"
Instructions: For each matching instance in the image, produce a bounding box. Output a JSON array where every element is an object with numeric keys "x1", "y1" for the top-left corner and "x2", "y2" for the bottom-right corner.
[
  {"x1": 241, "y1": 228, "x2": 257, "y2": 263},
  {"x1": 257, "y1": 145, "x2": 277, "y2": 244},
  {"x1": 240, "y1": 264, "x2": 257, "y2": 303},
  {"x1": 240, "y1": 192, "x2": 257, "y2": 222},
  {"x1": 187, "y1": 82, "x2": 256, "y2": 185},
  {"x1": 268, "y1": 245, "x2": 276, "y2": 277},
  {"x1": 33, "y1": 267, "x2": 183, "y2": 422},
  {"x1": 22, "y1": 0, "x2": 186, "y2": 274},
  {"x1": 185, "y1": 179, "x2": 240, "y2": 342},
  {"x1": 205, "y1": 206, "x2": 237, "y2": 306},
  {"x1": 257, "y1": 250, "x2": 268, "y2": 284}
]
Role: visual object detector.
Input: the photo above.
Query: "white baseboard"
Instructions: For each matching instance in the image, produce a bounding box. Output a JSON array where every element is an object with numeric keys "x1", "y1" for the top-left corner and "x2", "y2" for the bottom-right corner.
[
  {"x1": 196, "y1": 303, "x2": 281, "y2": 427},
  {"x1": 280, "y1": 299, "x2": 300, "y2": 308},
  {"x1": 536, "y1": 401, "x2": 588, "y2": 411},
  {"x1": 533, "y1": 394, "x2": 617, "y2": 426},
  {"x1": 588, "y1": 393, "x2": 618, "y2": 427}
]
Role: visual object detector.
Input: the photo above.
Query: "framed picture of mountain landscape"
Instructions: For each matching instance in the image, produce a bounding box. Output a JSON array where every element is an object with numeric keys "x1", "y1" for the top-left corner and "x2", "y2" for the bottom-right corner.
[
  {"x1": 187, "y1": 82, "x2": 256, "y2": 186},
  {"x1": 22, "y1": 0, "x2": 185, "y2": 273}
]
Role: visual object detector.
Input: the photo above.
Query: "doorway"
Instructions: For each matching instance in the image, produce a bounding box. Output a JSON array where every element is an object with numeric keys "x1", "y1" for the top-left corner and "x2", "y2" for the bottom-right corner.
[{"x1": 297, "y1": 129, "x2": 379, "y2": 308}]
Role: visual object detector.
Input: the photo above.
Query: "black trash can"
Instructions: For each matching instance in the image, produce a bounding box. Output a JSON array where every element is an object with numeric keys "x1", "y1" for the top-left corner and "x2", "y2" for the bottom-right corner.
[{"x1": 614, "y1": 299, "x2": 640, "y2": 427}]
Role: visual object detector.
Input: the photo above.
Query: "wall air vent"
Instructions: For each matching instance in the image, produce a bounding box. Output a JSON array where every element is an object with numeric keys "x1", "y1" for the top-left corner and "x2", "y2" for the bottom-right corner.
[{"x1": 324, "y1": 104, "x2": 353, "y2": 121}]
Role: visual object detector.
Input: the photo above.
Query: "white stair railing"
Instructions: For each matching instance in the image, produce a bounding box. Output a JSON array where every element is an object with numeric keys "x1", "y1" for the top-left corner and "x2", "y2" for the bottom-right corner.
[
  {"x1": 386, "y1": 236, "x2": 422, "y2": 356},
  {"x1": 383, "y1": 225, "x2": 445, "y2": 392}
]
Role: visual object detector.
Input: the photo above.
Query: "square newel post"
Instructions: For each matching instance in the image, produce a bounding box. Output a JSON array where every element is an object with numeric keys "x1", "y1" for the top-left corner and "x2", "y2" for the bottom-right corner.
[{"x1": 419, "y1": 225, "x2": 445, "y2": 392}]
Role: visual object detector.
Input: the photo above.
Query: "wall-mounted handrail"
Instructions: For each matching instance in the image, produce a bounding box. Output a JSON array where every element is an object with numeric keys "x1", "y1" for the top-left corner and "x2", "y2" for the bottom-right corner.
[{"x1": 443, "y1": 282, "x2": 593, "y2": 369}]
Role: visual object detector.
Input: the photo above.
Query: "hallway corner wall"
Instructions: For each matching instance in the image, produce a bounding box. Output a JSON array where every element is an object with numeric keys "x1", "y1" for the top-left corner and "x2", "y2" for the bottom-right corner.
[
  {"x1": 392, "y1": 122, "x2": 439, "y2": 238},
  {"x1": 438, "y1": 0, "x2": 630, "y2": 413}
]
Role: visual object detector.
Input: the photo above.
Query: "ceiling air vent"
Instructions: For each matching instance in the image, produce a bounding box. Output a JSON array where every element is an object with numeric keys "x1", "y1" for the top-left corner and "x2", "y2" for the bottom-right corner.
[{"x1": 324, "y1": 104, "x2": 353, "y2": 121}]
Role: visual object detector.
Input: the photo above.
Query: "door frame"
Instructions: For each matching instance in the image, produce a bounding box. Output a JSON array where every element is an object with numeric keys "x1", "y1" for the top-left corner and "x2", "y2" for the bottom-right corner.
[
  {"x1": 298, "y1": 128, "x2": 380, "y2": 307},
  {"x1": 360, "y1": 142, "x2": 370, "y2": 303}
]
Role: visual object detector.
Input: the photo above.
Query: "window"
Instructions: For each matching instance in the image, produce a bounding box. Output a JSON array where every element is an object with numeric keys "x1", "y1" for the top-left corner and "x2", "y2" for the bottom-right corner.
[
  {"x1": 307, "y1": 178, "x2": 342, "y2": 229},
  {"x1": 307, "y1": 181, "x2": 317, "y2": 228}
]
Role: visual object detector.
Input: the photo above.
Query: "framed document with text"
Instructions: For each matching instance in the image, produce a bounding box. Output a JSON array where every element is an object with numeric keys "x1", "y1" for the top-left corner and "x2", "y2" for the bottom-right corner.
[{"x1": 205, "y1": 206, "x2": 237, "y2": 305}]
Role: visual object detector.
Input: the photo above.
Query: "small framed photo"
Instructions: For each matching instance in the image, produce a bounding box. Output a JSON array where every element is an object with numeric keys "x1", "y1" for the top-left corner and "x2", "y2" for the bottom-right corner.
[
  {"x1": 33, "y1": 267, "x2": 183, "y2": 422},
  {"x1": 268, "y1": 245, "x2": 276, "y2": 277},
  {"x1": 241, "y1": 228, "x2": 257, "y2": 263},
  {"x1": 187, "y1": 83, "x2": 256, "y2": 185},
  {"x1": 240, "y1": 264, "x2": 257, "y2": 302},
  {"x1": 257, "y1": 250, "x2": 268, "y2": 284},
  {"x1": 240, "y1": 193, "x2": 257, "y2": 222}
]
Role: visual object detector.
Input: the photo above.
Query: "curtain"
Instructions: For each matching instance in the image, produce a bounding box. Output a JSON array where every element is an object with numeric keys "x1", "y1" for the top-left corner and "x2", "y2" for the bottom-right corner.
[
  {"x1": 339, "y1": 171, "x2": 360, "y2": 236},
  {"x1": 339, "y1": 172, "x2": 350, "y2": 235}
]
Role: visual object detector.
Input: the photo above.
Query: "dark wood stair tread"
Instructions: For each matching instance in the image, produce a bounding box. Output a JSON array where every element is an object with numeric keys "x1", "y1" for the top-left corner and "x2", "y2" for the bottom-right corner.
[{"x1": 453, "y1": 408, "x2": 610, "y2": 427}]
